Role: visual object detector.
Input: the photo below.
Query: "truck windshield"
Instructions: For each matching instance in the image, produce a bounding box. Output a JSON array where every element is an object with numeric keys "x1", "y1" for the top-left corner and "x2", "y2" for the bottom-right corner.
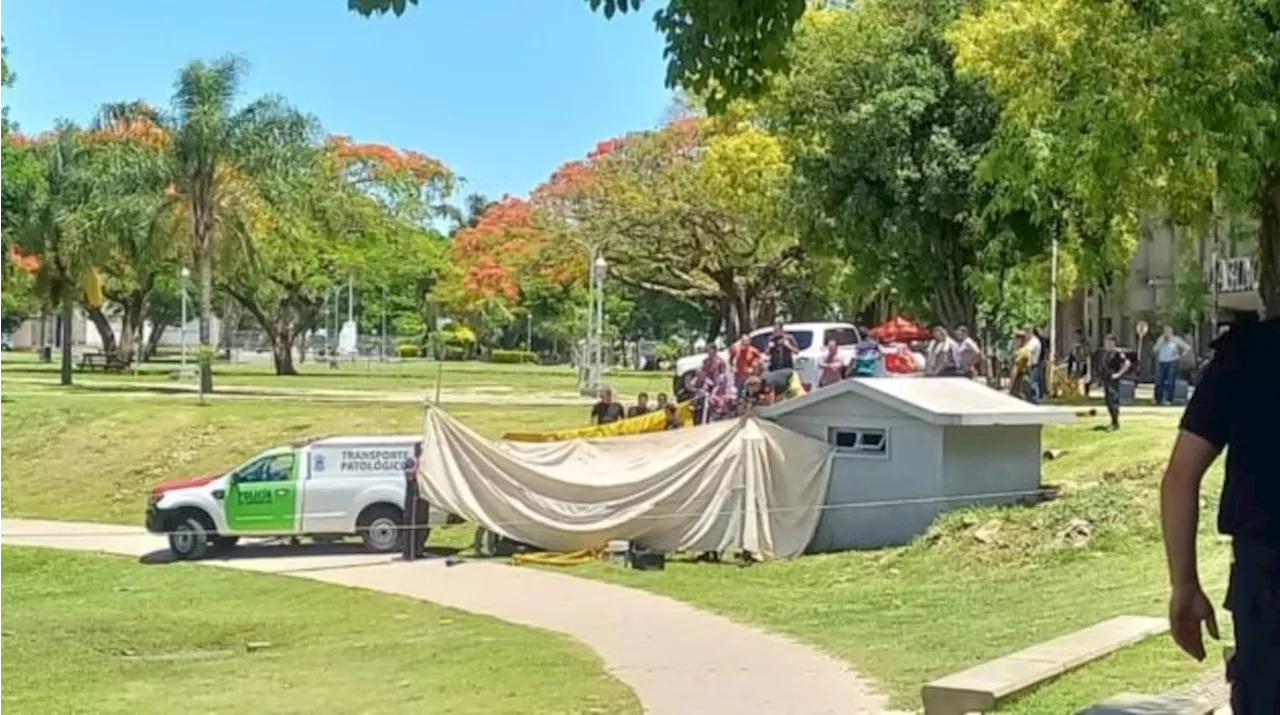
[
  {"x1": 751, "y1": 330, "x2": 815, "y2": 352},
  {"x1": 824, "y1": 327, "x2": 860, "y2": 346}
]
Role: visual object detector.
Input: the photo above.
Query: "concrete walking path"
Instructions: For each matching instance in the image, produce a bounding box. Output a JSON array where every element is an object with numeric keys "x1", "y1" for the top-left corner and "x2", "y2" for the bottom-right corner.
[{"x1": 1, "y1": 518, "x2": 890, "y2": 715}]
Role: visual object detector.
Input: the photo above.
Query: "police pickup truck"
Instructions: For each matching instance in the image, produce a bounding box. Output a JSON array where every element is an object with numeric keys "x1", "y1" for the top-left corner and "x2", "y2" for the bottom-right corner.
[{"x1": 145, "y1": 435, "x2": 451, "y2": 560}]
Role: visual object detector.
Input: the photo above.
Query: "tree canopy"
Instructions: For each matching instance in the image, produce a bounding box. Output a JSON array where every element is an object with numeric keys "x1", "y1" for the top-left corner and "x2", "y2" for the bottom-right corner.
[
  {"x1": 951, "y1": 0, "x2": 1280, "y2": 314},
  {"x1": 347, "y1": 0, "x2": 806, "y2": 110}
]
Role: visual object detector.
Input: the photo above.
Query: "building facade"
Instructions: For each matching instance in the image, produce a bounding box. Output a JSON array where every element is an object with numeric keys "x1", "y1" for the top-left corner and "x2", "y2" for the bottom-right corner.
[{"x1": 1058, "y1": 215, "x2": 1262, "y2": 360}]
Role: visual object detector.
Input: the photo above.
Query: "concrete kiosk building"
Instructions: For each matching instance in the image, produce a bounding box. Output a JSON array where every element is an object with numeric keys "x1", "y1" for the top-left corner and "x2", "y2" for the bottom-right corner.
[{"x1": 759, "y1": 378, "x2": 1074, "y2": 551}]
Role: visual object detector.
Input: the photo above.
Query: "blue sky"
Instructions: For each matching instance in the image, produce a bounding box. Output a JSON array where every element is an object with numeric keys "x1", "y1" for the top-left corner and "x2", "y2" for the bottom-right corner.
[{"x1": 3, "y1": 0, "x2": 674, "y2": 201}]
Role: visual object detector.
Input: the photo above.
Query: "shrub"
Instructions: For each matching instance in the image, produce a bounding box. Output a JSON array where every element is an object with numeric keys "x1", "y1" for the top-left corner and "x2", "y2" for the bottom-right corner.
[
  {"x1": 441, "y1": 346, "x2": 468, "y2": 361},
  {"x1": 489, "y1": 349, "x2": 539, "y2": 365},
  {"x1": 397, "y1": 342, "x2": 420, "y2": 358}
]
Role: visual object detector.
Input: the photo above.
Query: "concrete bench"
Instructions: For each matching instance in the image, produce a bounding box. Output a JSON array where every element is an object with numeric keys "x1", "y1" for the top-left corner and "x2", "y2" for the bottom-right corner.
[{"x1": 921, "y1": 615, "x2": 1168, "y2": 715}]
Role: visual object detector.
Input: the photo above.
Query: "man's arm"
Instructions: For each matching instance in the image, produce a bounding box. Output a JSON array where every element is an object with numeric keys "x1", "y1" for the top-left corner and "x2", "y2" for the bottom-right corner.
[
  {"x1": 1161, "y1": 349, "x2": 1232, "y2": 660},
  {"x1": 1114, "y1": 356, "x2": 1131, "y2": 380},
  {"x1": 1160, "y1": 431, "x2": 1221, "y2": 589}
]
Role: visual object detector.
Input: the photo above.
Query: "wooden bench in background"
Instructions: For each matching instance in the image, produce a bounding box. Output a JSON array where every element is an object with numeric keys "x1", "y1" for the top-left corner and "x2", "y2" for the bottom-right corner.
[
  {"x1": 78, "y1": 352, "x2": 106, "y2": 372},
  {"x1": 77, "y1": 351, "x2": 132, "y2": 373},
  {"x1": 921, "y1": 615, "x2": 1169, "y2": 715}
]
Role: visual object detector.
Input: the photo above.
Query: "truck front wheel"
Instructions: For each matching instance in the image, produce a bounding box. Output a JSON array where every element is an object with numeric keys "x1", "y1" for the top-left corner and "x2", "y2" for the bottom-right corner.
[{"x1": 168, "y1": 515, "x2": 212, "y2": 560}]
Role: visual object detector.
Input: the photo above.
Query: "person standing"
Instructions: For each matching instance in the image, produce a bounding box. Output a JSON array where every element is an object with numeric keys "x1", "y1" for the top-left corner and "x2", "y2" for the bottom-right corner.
[
  {"x1": 1009, "y1": 333, "x2": 1033, "y2": 401},
  {"x1": 1023, "y1": 326, "x2": 1044, "y2": 403},
  {"x1": 1159, "y1": 317, "x2": 1278, "y2": 713},
  {"x1": 818, "y1": 339, "x2": 844, "y2": 387},
  {"x1": 627, "y1": 392, "x2": 652, "y2": 419},
  {"x1": 729, "y1": 333, "x2": 762, "y2": 396},
  {"x1": 1153, "y1": 324, "x2": 1192, "y2": 405},
  {"x1": 765, "y1": 320, "x2": 799, "y2": 390},
  {"x1": 1099, "y1": 334, "x2": 1131, "y2": 431},
  {"x1": 926, "y1": 326, "x2": 962, "y2": 376},
  {"x1": 590, "y1": 386, "x2": 625, "y2": 425},
  {"x1": 1068, "y1": 330, "x2": 1092, "y2": 397},
  {"x1": 954, "y1": 325, "x2": 982, "y2": 377}
]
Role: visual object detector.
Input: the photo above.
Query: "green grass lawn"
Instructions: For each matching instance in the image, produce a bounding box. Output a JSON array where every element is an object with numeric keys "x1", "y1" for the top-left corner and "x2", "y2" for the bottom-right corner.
[
  {"x1": 582, "y1": 413, "x2": 1231, "y2": 712},
  {"x1": 0, "y1": 546, "x2": 639, "y2": 715},
  {"x1": 1, "y1": 391, "x2": 1227, "y2": 712},
  {"x1": 1, "y1": 350, "x2": 674, "y2": 398},
  {"x1": 0, "y1": 394, "x2": 586, "y2": 525}
]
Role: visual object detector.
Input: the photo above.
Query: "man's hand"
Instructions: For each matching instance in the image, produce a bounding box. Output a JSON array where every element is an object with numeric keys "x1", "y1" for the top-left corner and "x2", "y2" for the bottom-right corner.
[{"x1": 1168, "y1": 583, "x2": 1219, "y2": 660}]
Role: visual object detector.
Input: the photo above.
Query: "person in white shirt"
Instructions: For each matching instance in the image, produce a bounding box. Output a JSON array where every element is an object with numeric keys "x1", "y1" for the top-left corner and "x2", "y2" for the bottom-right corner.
[
  {"x1": 1153, "y1": 324, "x2": 1192, "y2": 405},
  {"x1": 926, "y1": 326, "x2": 962, "y2": 376},
  {"x1": 954, "y1": 325, "x2": 982, "y2": 377}
]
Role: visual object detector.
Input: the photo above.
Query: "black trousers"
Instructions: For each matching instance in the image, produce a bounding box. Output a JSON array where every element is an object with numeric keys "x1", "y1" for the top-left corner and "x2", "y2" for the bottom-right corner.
[
  {"x1": 1226, "y1": 538, "x2": 1280, "y2": 714},
  {"x1": 1102, "y1": 382, "x2": 1120, "y2": 426}
]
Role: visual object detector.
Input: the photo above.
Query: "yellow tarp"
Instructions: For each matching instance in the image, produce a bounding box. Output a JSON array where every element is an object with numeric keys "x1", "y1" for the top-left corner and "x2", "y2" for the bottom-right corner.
[{"x1": 503, "y1": 401, "x2": 696, "y2": 442}]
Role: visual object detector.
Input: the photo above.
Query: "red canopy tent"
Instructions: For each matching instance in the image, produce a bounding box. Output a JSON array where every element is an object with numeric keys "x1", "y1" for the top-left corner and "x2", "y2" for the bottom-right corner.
[{"x1": 868, "y1": 316, "x2": 931, "y2": 342}]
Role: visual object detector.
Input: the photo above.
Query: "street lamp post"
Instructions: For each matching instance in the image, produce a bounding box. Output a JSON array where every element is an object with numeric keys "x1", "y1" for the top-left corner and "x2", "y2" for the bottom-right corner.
[
  {"x1": 592, "y1": 255, "x2": 608, "y2": 393},
  {"x1": 180, "y1": 267, "x2": 190, "y2": 375}
]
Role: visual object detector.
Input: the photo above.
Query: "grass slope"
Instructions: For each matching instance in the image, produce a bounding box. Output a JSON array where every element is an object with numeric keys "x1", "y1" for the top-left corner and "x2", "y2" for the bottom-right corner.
[
  {"x1": 2, "y1": 389, "x2": 1229, "y2": 712},
  {"x1": 0, "y1": 546, "x2": 639, "y2": 715}
]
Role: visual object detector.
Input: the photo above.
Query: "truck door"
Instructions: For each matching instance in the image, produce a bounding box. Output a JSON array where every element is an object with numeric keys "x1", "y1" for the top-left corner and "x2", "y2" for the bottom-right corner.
[{"x1": 225, "y1": 452, "x2": 299, "y2": 533}]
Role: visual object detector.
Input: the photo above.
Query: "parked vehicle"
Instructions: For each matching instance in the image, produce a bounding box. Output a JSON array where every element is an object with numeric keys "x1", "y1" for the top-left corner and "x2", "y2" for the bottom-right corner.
[
  {"x1": 672, "y1": 322, "x2": 862, "y2": 394},
  {"x1": 145, "y1": 435, "x2": 452, "y2": 560}
]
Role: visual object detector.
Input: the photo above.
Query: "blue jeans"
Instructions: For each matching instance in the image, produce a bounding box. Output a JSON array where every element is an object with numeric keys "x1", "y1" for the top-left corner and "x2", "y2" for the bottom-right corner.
[{"x1": 1155, "y1": 361, "x2": 1177, "y2": 404}]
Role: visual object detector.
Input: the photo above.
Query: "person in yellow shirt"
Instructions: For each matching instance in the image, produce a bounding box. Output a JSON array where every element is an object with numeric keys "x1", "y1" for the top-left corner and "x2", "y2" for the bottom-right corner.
[{"x1": 1009, "y1": 334, "x2": 1033, "y2": 401}]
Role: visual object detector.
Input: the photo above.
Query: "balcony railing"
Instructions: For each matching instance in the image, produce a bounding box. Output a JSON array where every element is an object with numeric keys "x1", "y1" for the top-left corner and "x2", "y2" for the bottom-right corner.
[{"x1": 1207, "y1": 255, "x2": 1259, "y2": 294}]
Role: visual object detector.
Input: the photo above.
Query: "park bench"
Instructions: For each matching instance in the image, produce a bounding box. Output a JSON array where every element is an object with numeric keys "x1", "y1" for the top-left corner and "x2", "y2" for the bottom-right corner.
[
  {"x1": 78, "y1": 351, "x2": 132, "y2": 373},
  {"x1": 78, "y1": 352, "x2": 107, "y2": 372},
  {"x1": 921, "y1": 615, "x2": 1168, "y2": 715}
]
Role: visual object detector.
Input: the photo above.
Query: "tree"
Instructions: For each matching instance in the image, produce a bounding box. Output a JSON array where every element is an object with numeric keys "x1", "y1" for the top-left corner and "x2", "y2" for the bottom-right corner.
[
  {"x1": 951, "y1": 0, "x2": 1280, "y2": 315},
  {"x1": 222, "y1": 132, "x2": 453, "y2": 374},
  {"x1": 760, "y1": 2, "x2": 1023, "y2": 328},
  {"x1": 170, "y1": 56, "x2": 301, "y2": 393},
  {"x1": 79, "y1": 101, "x2": 181, "y2": 364},
  {"x1": 347, "y1": 0, "x2": 806, "y2": 110},
  {"x1": 2, "y1": 128, "x2": 103, "y2": 384},
  {"x1": 533, "y1": 117, "x2": 801, "y2": 339}
]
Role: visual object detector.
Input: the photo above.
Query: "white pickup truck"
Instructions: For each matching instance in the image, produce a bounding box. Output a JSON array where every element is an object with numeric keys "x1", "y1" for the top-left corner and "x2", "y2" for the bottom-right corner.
[
  {"x1": 673, "y1": 321, "x2": 863, "y2": 394},
  {"x1": 145, "y1": 435, "x2": 452, "y2": 560}
]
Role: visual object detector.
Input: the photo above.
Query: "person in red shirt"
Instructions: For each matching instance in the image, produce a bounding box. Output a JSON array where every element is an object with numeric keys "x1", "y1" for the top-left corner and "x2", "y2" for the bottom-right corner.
[{"x1": 729, "y1": 333, "x2": 762, "y2": 396}]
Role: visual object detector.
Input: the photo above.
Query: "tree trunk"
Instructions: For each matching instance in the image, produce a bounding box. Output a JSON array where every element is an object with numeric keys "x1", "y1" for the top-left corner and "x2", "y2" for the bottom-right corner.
[
  {"x1": 1259, "y1": 173, "x2": 1280, "y2": 319},
  {"x1": 115, "y1": 294, "x2": 142, "y2": 365},
  {"x1": 59, "y1": 294, "x2": 73, "y2": 386},
  {"x1": 85, "y1": 305, "x2": 119, "y2": 361},
  {"x1": 271, "y1": 325, "x2": 298, "y2": 376},
  {"x1": 197, "y1": 243, "x2": 214, "y2": 394}
]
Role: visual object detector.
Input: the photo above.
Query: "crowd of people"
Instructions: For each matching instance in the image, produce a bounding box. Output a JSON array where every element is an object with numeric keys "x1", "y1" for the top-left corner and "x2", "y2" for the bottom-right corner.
[{"x1": 586, "y1": 317, "x2": 1205, "y2": 434}]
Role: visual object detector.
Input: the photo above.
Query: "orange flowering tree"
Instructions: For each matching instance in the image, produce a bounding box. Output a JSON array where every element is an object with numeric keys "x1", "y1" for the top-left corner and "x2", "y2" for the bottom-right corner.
[
  {"x1": 530, "y1": 115, "x2": 798, "y2": 339},
  {"x1": 326, "y1": 135, "x2": 455, "y2": 224}
]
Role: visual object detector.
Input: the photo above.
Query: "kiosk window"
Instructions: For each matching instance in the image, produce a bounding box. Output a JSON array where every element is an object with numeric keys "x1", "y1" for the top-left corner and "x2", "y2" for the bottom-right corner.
[{"x1": 828, "y1": 427, "x2": 888, "y2": 456}]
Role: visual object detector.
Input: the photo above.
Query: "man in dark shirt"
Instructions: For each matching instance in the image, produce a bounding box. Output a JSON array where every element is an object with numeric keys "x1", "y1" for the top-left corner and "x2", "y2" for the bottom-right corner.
[
  {"x1": 1160, "y1": 317, "x2": 1279, "y2": 713},
  {"x1": 765, "y1": 320, "x2": 799, "y2": 392},
  {"x1": 589, "y1": 386, "x2": 625, "y2": 425},
  {"x1": 1099, "y1": 334, "x2": 1131, "y2": 431},
  {"x1": 626, "y1": 392, "x2": 652, "y2": 419}
]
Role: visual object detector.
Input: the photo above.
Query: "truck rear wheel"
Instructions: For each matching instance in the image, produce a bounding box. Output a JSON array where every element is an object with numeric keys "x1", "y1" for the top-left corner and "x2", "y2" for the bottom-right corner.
[
  {"x1": 357, "y1": 505, "x2": 404, "y2": 553},
  {"x1": 168, "y1": 515, "x2": 212, "y2": 560}
]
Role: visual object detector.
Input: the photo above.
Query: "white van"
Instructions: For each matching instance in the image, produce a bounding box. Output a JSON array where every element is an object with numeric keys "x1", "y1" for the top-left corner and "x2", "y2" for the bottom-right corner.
[{"x1": 144, "y1": 435, "x2": 451, "y2": 560}]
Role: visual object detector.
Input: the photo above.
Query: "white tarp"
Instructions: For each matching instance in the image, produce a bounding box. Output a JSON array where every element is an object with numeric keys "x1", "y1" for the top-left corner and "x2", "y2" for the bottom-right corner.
[{"x1": 416, "y1": 408, "x2": 834, "y2": 559}]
